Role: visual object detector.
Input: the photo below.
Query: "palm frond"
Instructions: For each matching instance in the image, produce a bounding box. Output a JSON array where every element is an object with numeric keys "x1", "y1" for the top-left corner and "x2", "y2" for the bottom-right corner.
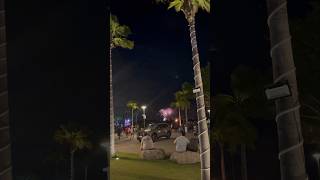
[
  {"x1": 112, "y1": 38, "x2": 134, "y2": 49},
  {"x1": 168, "y1": 0, "x2": 184, "y2": 11},
  {"x1": 303, "y1": 103, "x2": 320, "y2": 116},
  {"x1": 110, "y1": 14, "x2": 134, "y2": 49},
  {"x1": 193, "y1": 0, "x2": 210, "y2": 12},
  {"x1": 54, "y1": 125, "x2": 92, "y2": 152},
  {"x1": 127, "y1": 100, "x2": 139, "y2": 110}
]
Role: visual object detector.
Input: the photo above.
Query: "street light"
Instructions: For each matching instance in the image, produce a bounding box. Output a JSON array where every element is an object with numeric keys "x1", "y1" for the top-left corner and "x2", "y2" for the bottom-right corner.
[
  {"x1": 207, "y1": 109, "x2": 211, "y2": 126},
  {"x1": 141, "y1": 105, "x2": 147, "y2": 128},
  {"x1": 313, "y1": 153, "x2": 320, "y2": 179}
]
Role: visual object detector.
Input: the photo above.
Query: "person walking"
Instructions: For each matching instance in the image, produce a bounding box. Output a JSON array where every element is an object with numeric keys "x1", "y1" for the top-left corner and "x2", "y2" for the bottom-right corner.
[
  {"x1": 117, "y1": 126, "x2": 122, "y2": 140},
  {"x1": 128, "y1": 127, "x2": 133, "y2": 140}
]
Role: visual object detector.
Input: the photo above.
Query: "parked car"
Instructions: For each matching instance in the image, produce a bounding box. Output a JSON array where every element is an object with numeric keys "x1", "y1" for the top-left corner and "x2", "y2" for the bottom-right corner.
[{"x1": 137, "y1": 123, "x2": 171, "y2": 142}]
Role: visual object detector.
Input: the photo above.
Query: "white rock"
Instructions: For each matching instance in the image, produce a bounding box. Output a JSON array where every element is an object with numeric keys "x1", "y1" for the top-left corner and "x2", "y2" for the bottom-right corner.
[
  {"x1": 140, "y1": 149, "x2": 166, "y2": 160},
  {"x1": 170, "y1": 151, "x2": 200, "y2": 164}
]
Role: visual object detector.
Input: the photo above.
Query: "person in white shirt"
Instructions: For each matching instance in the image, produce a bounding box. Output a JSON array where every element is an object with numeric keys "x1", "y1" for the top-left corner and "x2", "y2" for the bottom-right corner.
[
  {"x1": 174, "y1": 130, "x2": 190, "y2": 152},
  {"x1": 140, "y1": 132, "x2": 154, "y2": 150}
]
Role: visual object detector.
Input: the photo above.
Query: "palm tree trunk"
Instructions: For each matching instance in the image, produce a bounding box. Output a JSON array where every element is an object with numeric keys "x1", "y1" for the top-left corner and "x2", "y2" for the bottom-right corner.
[
  {"x1": 240, "y1": 144, "x2": 248, "y2": 180},
  {"x1": 185, "y1": 107, "x2": 188, "y2": 132},
  {"x1": 231, "y1": 155, "x2": 236, "y2": 180},
  {"x1": 70, "y1": 151, "x2": 75, "y2": 180},
  {"x1": 84, "y1": 166, "x2": 88, "y2": 180},
  {"x1": 219, "y1": 143, "x2": 226, "y2": 180},
  {"x1": 178, "y1": 107, "x2": 181, "y2": 126},
  {"x1": 131, "y1": 109, "x2": 134, "y2": 130},
  {"x1": 110, "y1": 47, "x2": 115, "y2": 157},
  {"x1": 135, "y1": 112, "x2": 138, "y2": 129},
  {"x1": 55, "y1": 161, "x2": 59, "y2": 179},
  {"x1": 185, "y1": 107, "x2": 188, "y2": 124},
  {"x1": 266, "y1": 0, "x2": 307, "y2": 179},
  {"x1": 0, "y1": 1, "x2": 12, "y2": 179},
  {"x1": 187, "y1": 16, "x2": 210, "y2": 180}
]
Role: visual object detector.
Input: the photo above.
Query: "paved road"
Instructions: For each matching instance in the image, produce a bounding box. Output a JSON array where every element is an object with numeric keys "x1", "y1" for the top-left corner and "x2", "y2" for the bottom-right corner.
[{"x1": 114, "y1": 131, "x2": 195, "y2": 154}]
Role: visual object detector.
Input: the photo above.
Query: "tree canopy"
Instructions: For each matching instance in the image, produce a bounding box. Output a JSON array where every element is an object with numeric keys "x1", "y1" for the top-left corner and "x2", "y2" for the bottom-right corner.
[
  {"x1": 110, "y1": 14, "x2": 134, "y2": 49},
  {"x1": 54, "y1": 125, "x2": 92, "y2": 153}
]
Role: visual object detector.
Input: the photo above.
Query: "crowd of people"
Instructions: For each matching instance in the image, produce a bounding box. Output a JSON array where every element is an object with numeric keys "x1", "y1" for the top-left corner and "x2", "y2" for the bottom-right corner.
[
  {"x1": 140, "y1": 130, "x2": 199, "y2": 153},
  {"x1": 116, "y1": 125, "x2": 134, "y2": 140},
  {"x1": 116, "y1": 122, "x2": 200, "y2": 154}
]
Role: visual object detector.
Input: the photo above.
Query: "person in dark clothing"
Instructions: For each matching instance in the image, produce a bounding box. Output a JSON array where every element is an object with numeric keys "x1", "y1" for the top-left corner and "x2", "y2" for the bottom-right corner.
[
  {"x1": 187, "y1": 132, "x2": 199, "y2": 152},
  {"x1": 117, "y1": 126, "x2": 122, "y2": 140}
]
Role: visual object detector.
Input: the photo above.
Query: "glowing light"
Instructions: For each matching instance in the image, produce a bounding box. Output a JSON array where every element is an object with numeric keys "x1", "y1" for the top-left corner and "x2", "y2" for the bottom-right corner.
[
  {"x1": 159, "y1": 108, "x2": 174, "y2": 119},
  {"x1": 141, "y1": 105, "x2": 147, "y2": 110},
  {"x1": 124, "y1": 119, "x2": 131, "y2": 127},
  {"x1": 116, "y1": 157, "x2": 119, "y2": 160},
  {"x1": 175, "y1": 118, "x2": 178, "y2": 122}
]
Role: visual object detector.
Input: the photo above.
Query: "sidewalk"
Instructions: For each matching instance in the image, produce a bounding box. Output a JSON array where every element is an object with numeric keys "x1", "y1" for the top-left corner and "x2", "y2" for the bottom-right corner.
[{"x1": 114, "y1": 131, "x2": 196, "y2": 154}]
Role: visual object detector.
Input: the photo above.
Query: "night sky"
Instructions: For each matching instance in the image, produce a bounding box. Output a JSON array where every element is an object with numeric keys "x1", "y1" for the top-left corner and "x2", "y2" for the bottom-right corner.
[
  {"x1": 3, "y1": 0, "x2": 316, "y2": 179},
  {"x1": 111, "y1": 0, "x2": 210, "y2": 120},
  {"x1": 6, "y1": 0, "x2": 108, "y2": 178}
]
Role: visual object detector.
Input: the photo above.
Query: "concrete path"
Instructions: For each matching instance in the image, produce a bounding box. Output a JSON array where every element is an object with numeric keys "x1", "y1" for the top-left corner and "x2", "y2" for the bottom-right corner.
[{"x1": 114, "y1": 131, "x2": 195, "y2": 154}]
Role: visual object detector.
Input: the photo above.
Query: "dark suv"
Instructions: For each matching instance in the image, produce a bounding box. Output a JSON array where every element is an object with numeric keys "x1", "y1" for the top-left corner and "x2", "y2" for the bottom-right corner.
[{"x1": 137, "y1": 123, "x2": 171, "y2": 142}]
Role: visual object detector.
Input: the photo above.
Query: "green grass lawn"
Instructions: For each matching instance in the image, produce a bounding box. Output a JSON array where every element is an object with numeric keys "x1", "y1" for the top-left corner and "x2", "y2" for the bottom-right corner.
[{"x1": 110, "y1": 152, "x2": 201, "y2": 180}]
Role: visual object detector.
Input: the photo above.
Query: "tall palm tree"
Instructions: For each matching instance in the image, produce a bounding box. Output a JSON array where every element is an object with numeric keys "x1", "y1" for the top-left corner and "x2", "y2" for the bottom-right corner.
[
  {"x1": 181, "y1": 82, "x2": 194, "y2": 124},
  {"x1": 0, "y1": 0, "x2": 12, "y2": 179},
  {"x1": 231, "y1": 66, "x2": 273, "y2": 180},
  {"x1": 266, "y1": 0, "x2": 307, "y2": 179},
  {"x1": 54, "y1": 125, "x2": 92, "y2": 180},
  {"x1": 156, "y1": 0, "x2": 210, "y2": 179},
  {"x1": 110, "y1": 14, "x2": 134, "y2": 157},
  {"x1": 171, "y1": 97, "x2": 183, "y2": 126},
  {"x1": 172, "y1": 89, "x2": 191, "y2": 126},
  {"x1": 300, "y1": 94, "x2": 320, "y2": 145},
  {"x1": 43, "y1": 151, "x2": 67, "y2": 179},
  {"x1": 212, "y1": 66, "x2": 270, "y2": 180},
  {"x1": 213, "y1": 94, "x2": 257, "y2": 180},
  {"x1": 127, "y1": 100, "x2": 139, "y2": 130}
]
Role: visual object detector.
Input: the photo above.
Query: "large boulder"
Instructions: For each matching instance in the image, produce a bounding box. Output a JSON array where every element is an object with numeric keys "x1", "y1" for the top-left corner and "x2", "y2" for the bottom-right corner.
[
  {"x1": 140, "y1": 148, "x2": 166, "y2": 160},
  {"x1": 170, "y1": 151, "x2": 200, "y2": 164}
]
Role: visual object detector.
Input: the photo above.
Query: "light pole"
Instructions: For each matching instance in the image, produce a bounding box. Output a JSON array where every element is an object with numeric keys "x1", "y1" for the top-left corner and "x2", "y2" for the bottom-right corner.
[
  {"x1": 313, "y1": 153, "x2": 320, "y2": 179},
  {"x1": 141, "y1": 105, "x2": 147, "y2": 128}
]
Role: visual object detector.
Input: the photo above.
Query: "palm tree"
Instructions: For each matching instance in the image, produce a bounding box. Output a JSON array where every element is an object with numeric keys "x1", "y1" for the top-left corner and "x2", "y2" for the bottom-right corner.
[
  {"x1": 171, "y1": 97, "x2": 183, "y2": 126},
  {"x1": 79, "y1": 151, "x2": 93, "y2": 180},
  {"x1": 127, "y1": 100, "x2": 139, "y2": 130},
  {"x1": 0, "y1": 1, "x2": 12, "y2": 179},
  {"x1": 156, "y1": 0, "x2": 210, "y2": 178},
  {"x1": 300, "y1": 94, "x2": 320, "y2": 145},
  {"x1": 43, "y1": 151, "x2": 67, "y2": 179},
  {"x1": 172, "y1": 89, "x2": 192, "y2": 126},
  {"x1": 213, "y1": 94, "x2": 257, "y2": 180},
  {"x1": 54, "y1": 125, "x2": 92, "y2": 180},
  {"x1": 110, "y1": 14, "x2": 134, "y2": 157},
  {"x1": 266, "y1": 0, "x2": 307, "y2": 179},
  {"x1": 181, "y1": 82, "x2": 194, "y2": 124},
  {"x1": 231, "y1": 66, "x2": 273, "y2": 180},
  {"x1": 212, "y1": 66, "x2": 270, "y2": 180}
]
